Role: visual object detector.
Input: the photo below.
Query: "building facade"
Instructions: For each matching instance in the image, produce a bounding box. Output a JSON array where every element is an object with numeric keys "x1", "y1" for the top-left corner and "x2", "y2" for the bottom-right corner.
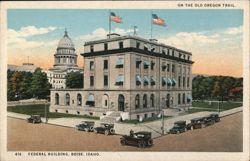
[
  {"x1": 50, "y1": 34, "x2": 193, "y2": 120},
  {"x1": 47, "y1": 30, "x2": 82, "y2": 89}
]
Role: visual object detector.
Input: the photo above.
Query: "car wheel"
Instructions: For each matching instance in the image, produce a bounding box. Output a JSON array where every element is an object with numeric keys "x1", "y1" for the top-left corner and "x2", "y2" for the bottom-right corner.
[
  {"x1": 84, "y1": 128, "x2": 89, "y2": 132},
  {"x1": 120, "y1": 139, "x2": 126, "y2": 145},
  {"x1": 138, "y1": 141, "x2": 146, "y2": 148},
  {"x1": 94, "y1": 129, "x2": 98, "y2": 134},
  {"x1": 109, "y1": 128, "x2": 115, "y2": 134},
  {"x1": 90, "y1": 126, "x2": 94, "y2": 131},
  {"x1": 105, "y1": 130, "x2": 110, "y2": 135},
  {"x1": 147, "y1": 139, "x2": 153, "y2": 146},
  {"x1": 201, "y1": 124, "x2": 206, "y2": 128},
  {"x1": 177, "y1": 130, "x2": 180, "y2": 134},
  {"x1": 191, "y1": 126, "x2": 194, "y2": 130},
  {"x1": 184, "y1": 127, "x2": 187, "y2": 132},
  {"x1": 32, "y1": 120, "x2": 35, "y2": 124}
]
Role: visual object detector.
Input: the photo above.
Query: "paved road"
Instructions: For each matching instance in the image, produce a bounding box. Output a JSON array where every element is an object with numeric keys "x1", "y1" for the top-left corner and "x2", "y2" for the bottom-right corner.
[{"x1": 7, "y1": 112, "x2": 242, "y2": 152}]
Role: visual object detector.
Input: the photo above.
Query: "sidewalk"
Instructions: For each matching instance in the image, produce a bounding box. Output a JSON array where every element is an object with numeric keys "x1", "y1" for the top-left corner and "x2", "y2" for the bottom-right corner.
[{"x1": 7, "y1": 107, "x2": 243, "y2": 139}]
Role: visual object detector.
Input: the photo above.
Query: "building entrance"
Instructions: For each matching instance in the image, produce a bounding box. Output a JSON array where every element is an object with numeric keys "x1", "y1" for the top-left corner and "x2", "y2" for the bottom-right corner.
[{"x1": 118, "y1": 94, "x2": 125, "y2": 111}]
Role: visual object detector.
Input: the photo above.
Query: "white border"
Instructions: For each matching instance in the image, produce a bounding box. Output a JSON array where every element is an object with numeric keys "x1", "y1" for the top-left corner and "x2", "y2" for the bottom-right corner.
[{"x1": 0, "y1": 1, "x2": 249, "y2": 161}]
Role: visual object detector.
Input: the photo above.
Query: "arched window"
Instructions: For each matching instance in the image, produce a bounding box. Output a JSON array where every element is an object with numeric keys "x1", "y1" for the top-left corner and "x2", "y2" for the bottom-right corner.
[
  {"x1": 77, "y1": 94, "x2": 82, "y2": 106},
  {"x1": 143, "y1": 94, "x2": 147, "y2": 108},
  {"x1": 66, "y1": 93, "x2": 70, "y2": 105},
  {"x1": 150, "y1": 94, "x2": 154, "y2": 107},
  {"x1": 55, "y1": 93, "x2": 59, "y2": 105},
  {"x1": 182, "y1": 93, "x2": 186, "y2": 104},
  {"x1": 135, "y1": 94, "x2": 140, "y2": 109}
]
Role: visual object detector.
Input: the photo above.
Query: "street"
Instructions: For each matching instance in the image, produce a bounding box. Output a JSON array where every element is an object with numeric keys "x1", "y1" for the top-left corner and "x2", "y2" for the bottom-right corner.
[{"x1": 7, "y1": 112, "x2": 242, "y2": 152}]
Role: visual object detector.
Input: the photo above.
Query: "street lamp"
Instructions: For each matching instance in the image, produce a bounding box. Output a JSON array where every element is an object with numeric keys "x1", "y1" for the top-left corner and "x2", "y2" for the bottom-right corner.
[{"x1": 44, "y1": 96, "x2": 50, "y2": 123}]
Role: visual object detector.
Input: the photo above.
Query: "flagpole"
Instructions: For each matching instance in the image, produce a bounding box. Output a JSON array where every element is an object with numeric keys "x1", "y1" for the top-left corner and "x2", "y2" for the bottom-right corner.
[
  {"x1": 150, "y1": 11, "x2": 153, "y2": 39},
  {"x1": 109, "y1": 10, "x2": 111, "y2": 38}
]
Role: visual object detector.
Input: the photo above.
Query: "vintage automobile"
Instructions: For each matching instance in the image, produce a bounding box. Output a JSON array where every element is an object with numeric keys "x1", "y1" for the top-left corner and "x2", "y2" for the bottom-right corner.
[
  {"x1": 169, "y1": 121, "x2": 187, "y2": 134},
  {"x1": 75, "y1": 121, "x2": 95, "y2": 132},
  {"x1": 202, "y1": 116, "x2": 215, "y2": 126},
  {"x1": 27, "y1": 115, "x2": 42, "y2": 124},
  {"x1": 207, "y1": 113, "x2": 220, "y2": 122},
  {"x1": 186, "y1": 117, "x2": 207, "y2": 130},
  {"x1": 120, "y1": 131, "x2": 153, "y2": 148},
  {"x1": 93, "y1": 123, "x2": 115, "y2": 135}
]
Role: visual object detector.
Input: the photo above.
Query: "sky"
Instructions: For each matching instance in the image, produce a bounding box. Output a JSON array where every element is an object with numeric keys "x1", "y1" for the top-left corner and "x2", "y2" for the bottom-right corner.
[{"x1": 7, "y1": 9, "x2": 243, "y2": 77}]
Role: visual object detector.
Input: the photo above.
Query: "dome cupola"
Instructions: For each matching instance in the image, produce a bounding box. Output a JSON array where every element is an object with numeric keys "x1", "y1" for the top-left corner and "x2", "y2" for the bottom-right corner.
[{"x1": 53, "y1": 29, "x2": 78, "y2": 69}]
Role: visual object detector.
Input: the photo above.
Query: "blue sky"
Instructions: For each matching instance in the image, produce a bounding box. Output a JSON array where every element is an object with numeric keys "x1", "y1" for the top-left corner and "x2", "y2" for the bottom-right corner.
[
  {"x1": 7, "y1": 9, "x2": 243, "y2": 76},
  {"x1": 8, "y1": 9, "x2": 243, "y2": 39}
]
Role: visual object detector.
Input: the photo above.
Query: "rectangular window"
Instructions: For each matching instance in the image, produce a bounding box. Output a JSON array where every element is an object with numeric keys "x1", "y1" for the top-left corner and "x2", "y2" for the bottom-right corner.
[
  {"x1": 167, "y1": 64, "x2": 170, "y2": 72},
  {"x1": 178, "y1": 76, "x2": 181, "y2": 87},
  {"x1": 172, "y1": 50, "x2": 174, "y2": 56},
  {"x1": 104, "y1": 60, "x2": 108, "y2": 69},
  {"x1": 172, "y1": 64, "x2": 175, "y2": 73},
  {"x1": 90, "y1": 76, "x2": 94, "y2": 86},
  {"x1": 178, "y1": 94, "x2": 181, "y2": 105},
  {"x1": 167, "y1": 49, "x2": 170, "y2": 55},
  {"x1": 119, "y1": 41, "x2": 123, "y2": 49},
  {"x1": 183, "y1": 77, "x2": 186, "y2": 87},
  {"x1": 90, "y1": 45, "x2": 94, "y2": 52},
  {"x1": 136, "y1": 62, "x2": 140, "y2": 68},
  {"x1": 104, "y1": 75, "x2": 108, "y2": 86},
  {"x1": 188, "y1": 56, "x2": 190, "y2": 60},
  {"x1": 144, "y1": 114, "x2": 148, "y2": 119},
  {"x1": 105, "y1": 100, "x2": 108, "y2": 106},
  {"x1": 136, "y1": 42, "x2": 140, "y2": 48},
  {"x1": 90, "y1": 61, "x2": 94, "y2": 70},
  {"x1": 104, "y1": 43, "x2": 108, "y2": 51},
  {"x1": 187, "y1": 77, "x2": 190, "y2": 88},
  {"x1": 151, "y1": 63, "x2": 154, "y2": 70}
]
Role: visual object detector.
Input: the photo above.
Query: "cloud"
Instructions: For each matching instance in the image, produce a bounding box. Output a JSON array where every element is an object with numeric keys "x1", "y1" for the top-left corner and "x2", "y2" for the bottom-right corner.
[
  {"x1": 224, "y1": 26, "x2": 242, "y2": 35},
  {"x1": 78, "y1": 27, "x2": 135, "y2": 41},
  {"x1": 8, "y1": 26, "x2": 59, "y2": 49},
  {"x1": 158, "y1": 26, "x2": 242, "y2": 53}
]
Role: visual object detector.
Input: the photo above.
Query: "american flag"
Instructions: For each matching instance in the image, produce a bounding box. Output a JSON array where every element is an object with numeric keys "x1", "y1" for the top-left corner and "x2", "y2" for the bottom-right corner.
[
  {"x1": 152, "y1": 14, "x2": 166, "y2": 26},
  {"x1": 110, "y1": 12, "x2": 122, "y2": 23}
]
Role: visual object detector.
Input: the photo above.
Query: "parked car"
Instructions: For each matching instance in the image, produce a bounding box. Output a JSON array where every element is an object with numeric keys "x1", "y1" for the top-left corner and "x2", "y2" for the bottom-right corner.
[
  {"x1": 27, "y1": 115, "x2": 42, "y2": 124},
  {"x1": 120, "y1": 131, "x2": 153, "y2": 148},
  {"x1": 93, "y1": 123, "x2": 115, "y2": 135},
  {"x1": 207, "y1": 113, "x2": 220, "y2": 122},
  {"x1": 75, "y1": 121, "x2": 95, "y2": 132},
  {"x1": 202, "y1": 116, "x2": 215, "y2": 126},
  {"x1": 169, "y1": 121, "x2": 187, "y2": 134},
  {"x1": 186, "y1": 117, "x2": 207, "y2": 130}
]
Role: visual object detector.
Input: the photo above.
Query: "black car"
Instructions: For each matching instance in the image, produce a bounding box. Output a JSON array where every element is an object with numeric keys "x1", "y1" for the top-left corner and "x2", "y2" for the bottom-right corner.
[
  {"x1": 93, "y1": 123, "x2": 115, "y2": 135},
  {"x1": 202, "y1": 116, "x2": 215, "y2": 126},
  {"x1": 120, "y1": 131, "x2": 153, "y2": 148},
  {"x1": 27, "y1": 115, "x2": 42, "y2": 123},
  {"x1": 186, "y1": 117, "x2": 207, "y2": 130},
  {"x1": 75, "y1": 121, "x2": 95, "y2": 132},
  {"x1": 169, "y1": 121, "x2": 187, "y2": 134},
  {"x1": 207, "y1": 113, "x2": 220, "y2": 122}
]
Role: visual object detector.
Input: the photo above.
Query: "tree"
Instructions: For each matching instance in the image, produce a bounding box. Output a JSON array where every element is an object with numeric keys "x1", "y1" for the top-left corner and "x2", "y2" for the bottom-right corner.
[
  {"x1": 7, "y1": 70, "x2": 15, "y2": 101},
  {"x1": 19, "y1": 72, "x2": 33, "y2": 99},
  {"x1": 30, "y1": 68, "x2": 51, "y2": 99},
  {"x1": 10, "y1": 71, "x2": 23, "y2": 100},
  {"x1": 65, "y1": 71, "x2": 83, "y2": 88}
]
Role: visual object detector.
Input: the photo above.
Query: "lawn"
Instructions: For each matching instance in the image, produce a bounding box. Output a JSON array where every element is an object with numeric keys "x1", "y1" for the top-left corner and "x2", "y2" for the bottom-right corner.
[
  {"x1": 188, "y1": 101, "x2": 242, "y2": 113},
  {"x1": 7, "y1": 104, "x2": 99, "y2": 120}
]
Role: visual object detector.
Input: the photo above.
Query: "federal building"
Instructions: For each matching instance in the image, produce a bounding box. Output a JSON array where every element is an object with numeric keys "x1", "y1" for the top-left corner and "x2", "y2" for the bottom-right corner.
[{"x1": 50, "y1": 33, "x2": 194, "y2": 121}]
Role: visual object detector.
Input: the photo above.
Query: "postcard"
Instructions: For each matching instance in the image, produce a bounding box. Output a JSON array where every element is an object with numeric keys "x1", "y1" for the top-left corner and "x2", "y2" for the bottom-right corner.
[{"x1": 0, "y1": 1, "x2": 249, "y2": 161}]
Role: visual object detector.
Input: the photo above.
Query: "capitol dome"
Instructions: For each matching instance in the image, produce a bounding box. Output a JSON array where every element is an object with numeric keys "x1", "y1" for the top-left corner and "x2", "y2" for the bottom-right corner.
[
  {"x1": 53, "y1": 30, "x2": 78, "y2": 70},
  {"x1": 57, "y1": 30, "x2": 75, "y2": 49}
]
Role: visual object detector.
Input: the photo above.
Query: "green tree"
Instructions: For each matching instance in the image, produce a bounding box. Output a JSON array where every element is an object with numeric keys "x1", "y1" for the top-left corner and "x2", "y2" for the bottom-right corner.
[
  {"x1": 19, "y1": 72, "x2": 33, "y2": 99},
  {"x1": 30, "y1": 68, "x2": 51, "y2": 99},
  {"x1": 10, "y1": 71, "x2": 23, "y2": 100},
  {"x1": 7, "y1": 70, "x2": 15, "y2": 101},
  {"x1": 65, "y1": 71, "x2": 83, "y2": 88}
]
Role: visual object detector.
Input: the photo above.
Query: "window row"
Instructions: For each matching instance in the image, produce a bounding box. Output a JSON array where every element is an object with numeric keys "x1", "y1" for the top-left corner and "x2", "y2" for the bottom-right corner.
[
  {"x1": 55, "y1": 93, "x2": 95, "y2": 107},
  {"x1": 135, "y1": 94, "x2": 155, "y2": 109},
  {"x1": 178, "y1": 93, "x2": 192, "y2": 104}
]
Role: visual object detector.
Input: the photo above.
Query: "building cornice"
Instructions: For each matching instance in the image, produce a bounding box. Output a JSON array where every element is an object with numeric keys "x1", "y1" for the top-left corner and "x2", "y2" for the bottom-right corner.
[{"x1": 81, "y1": 47, "x2": 194, "y2": 64}]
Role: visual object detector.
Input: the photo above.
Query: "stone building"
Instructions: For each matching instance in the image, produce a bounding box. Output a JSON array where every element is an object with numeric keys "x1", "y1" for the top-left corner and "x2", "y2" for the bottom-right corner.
[
  {"x1": 46, "y1": 30, "x2": 82, "y2": 89},
  {"x1": 50, "y1": 33, "x2": 193, "y2": 120}
]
